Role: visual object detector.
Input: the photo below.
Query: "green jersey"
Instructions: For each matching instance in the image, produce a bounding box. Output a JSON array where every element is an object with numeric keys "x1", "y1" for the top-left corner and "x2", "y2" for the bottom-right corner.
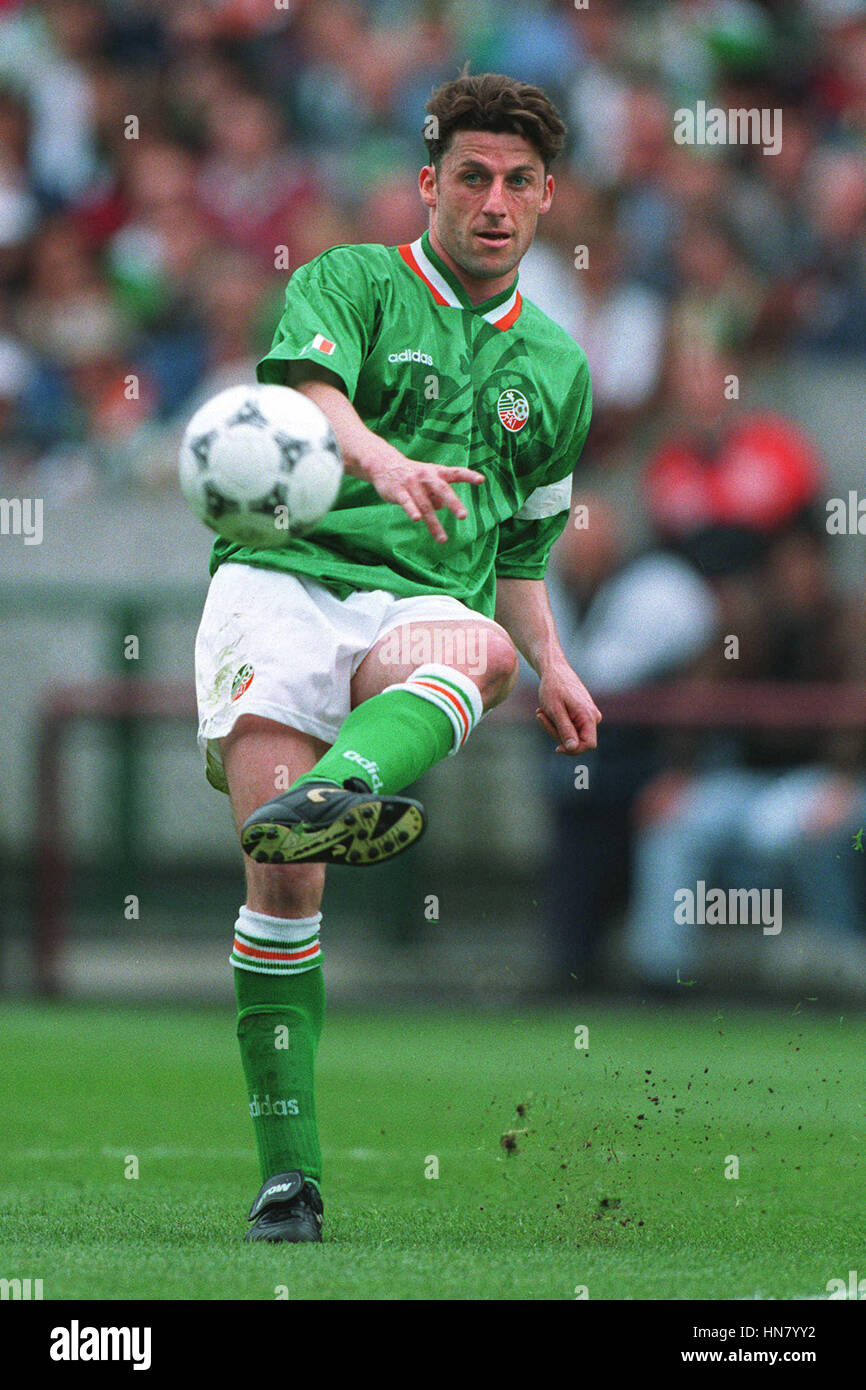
[{"x1": 209, "y1": 230, "x2": 592, "y2": 620}]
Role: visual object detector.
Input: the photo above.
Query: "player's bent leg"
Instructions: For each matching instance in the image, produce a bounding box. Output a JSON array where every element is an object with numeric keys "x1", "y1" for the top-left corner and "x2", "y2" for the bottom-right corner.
[
  {"x1": 221, "y1": 715, "x2": 329, "y2": 1242},
  {"x1": 241, "y1": 619, "x2": 518, "y2": 869},
  {"x1": 311, "y1": 615, "x2": 516, "y2": 787},
  {"x1": 238, "y1": 685, "x2": 430, "y2": 868}
]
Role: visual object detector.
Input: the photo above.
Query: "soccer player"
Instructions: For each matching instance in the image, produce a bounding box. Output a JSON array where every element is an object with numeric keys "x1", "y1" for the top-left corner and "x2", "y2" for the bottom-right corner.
[{"x1": 194, "y1": 72, "x2": 601, "y2": 1242}]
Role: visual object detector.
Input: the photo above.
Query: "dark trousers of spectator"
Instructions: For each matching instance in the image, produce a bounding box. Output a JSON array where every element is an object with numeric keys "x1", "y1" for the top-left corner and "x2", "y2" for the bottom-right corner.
[{"x1": 545, "y1": 797, "x2": 632, "y2": 991}]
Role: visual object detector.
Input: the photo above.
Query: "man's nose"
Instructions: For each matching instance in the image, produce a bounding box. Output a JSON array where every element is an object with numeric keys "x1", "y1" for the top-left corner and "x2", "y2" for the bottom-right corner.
[{"x1": 482, "y1": 178, "x2": 508, "y2": 215}]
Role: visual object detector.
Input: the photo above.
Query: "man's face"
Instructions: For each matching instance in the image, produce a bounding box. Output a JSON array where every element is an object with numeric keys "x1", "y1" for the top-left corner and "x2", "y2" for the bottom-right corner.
[{"x1": 419, "y1": 129, "x2": 553, "y2": 290}]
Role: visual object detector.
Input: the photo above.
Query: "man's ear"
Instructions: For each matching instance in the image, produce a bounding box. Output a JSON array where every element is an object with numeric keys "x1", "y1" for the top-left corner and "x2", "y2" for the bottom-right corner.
[
  {"x1": 419, "y1": 164, "x2": 437, "y2": 210},
  {"x1": 540, "y1": 172, "x2": 555, "y2": 215}
]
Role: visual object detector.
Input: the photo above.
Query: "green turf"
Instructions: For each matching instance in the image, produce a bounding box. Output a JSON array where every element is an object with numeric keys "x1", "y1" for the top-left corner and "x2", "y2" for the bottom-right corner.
[{"x1": 0, "y1": 1000, "x2": 863, "y2": 1300}]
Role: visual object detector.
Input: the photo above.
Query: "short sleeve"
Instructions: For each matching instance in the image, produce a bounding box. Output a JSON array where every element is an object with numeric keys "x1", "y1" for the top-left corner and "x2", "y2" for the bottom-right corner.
[
  {"x1": 256, "y1": 246, "x2": 379, "y2": 399},
  {"x1": 495, "y1": 359, "x2": 592, "y2": 579}
]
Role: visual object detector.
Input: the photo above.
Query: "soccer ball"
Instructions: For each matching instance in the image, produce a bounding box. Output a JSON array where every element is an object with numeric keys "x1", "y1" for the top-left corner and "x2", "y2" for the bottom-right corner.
[{"x1": 178, "y1": 383, "x2": 343, "y2": 546}]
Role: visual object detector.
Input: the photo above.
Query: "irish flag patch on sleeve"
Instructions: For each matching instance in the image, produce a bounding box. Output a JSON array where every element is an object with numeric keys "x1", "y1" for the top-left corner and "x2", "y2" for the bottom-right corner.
[{"x1": 311, "y1": 333, "x2": 336, "y2": 355}]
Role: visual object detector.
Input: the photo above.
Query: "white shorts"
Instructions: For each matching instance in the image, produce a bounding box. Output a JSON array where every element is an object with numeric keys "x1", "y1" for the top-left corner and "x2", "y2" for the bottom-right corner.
[{"x1": 195, "y1": 562, "x2": 497, "y2": 792}]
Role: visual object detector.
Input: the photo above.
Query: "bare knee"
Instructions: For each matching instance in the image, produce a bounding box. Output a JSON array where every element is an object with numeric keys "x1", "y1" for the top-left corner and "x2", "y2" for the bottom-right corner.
[{"x1": 477, "y1": 629, "x2": 520, "y2": 710}]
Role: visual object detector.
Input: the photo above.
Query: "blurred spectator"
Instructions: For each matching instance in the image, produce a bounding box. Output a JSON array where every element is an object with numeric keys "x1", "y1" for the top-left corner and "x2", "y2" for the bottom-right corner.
[
  {"x1": 669, "y1": 214, "x2": 764, "y2": 354},
  {"x1": 541, "y1": 497, "x2": 718, "y2": 990},
  {"x1": 106, "y1": 140, "x2": 210, "y2": 325},
  {"x1": 623, "y1": 512, "x2": 866, "y2": 990},
  {"x1": 646, "y1": 342, "x2": 822, "y2": 537},
  {"x1": 0, "y1": 88, "x2": 37, "y2": 287},
  {"x1": 621, "y1": 345, "x2": 866, "y2": 987},
  {"x1": 0, "y1": 331, "x2": 38, "y2": 485},
  {"x1": 564, "y1": 0, "x2": 633, "y2": 188},
  {"x1": 545, "y1": 324, "x2": 863, "y2": 990},
  {"x1": 792, "y1": 150, "x2": 866, "y2": 353},
  {"x1": 450, "y1": 0, "x2": 578, "y2": 100},
  {"x1": 186, "y1": 247, "x2": 272, "y2": 402},
  {"x1": 196, "y1": 90, "x2": 318, "y2": 268},
  {"x1": 0, "y1": 0, "x2": 105, "y2": 207},
  {"x1": 17, "y1": 214, "x2": 113, "y2": 359},
  {"x1": 125, "y1": 245, "x2": 274, "y2": 488},
  {"x1": 0, "y1": 0, "x2": 860, "y2": 497},
  {"x1": 522, "y1": 206, "x2": 669, "y2": 450}
]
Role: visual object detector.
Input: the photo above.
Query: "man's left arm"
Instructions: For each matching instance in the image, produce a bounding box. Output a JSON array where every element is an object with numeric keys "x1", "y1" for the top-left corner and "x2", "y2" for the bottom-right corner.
[
  {"x1": 492, "y1": 348, "x2": 596, "y2": 750},
  {"x1": 495, "y1": 576, "x2": 602, "y2": 753}
]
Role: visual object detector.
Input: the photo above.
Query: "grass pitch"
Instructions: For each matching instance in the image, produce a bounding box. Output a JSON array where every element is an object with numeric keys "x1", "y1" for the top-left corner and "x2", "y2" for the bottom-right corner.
[{"x1": 0, "y1": 1000, "x2": 863, "y2": 1300}]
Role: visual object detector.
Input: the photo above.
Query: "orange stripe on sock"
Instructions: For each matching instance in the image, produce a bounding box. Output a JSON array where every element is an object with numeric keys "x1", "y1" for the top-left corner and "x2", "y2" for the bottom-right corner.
[
  {"x1": 233, "y1": 939, "x2": 320, "y2": 963},
  {"x1": 412, "y1": 678, "x2": 471, "y2": 745}
]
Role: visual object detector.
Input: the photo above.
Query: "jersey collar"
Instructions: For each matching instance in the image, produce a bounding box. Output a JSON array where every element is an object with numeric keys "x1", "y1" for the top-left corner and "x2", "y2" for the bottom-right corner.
[{"x1": 398, "y1": 231, "x2": 522, "y2": 330}]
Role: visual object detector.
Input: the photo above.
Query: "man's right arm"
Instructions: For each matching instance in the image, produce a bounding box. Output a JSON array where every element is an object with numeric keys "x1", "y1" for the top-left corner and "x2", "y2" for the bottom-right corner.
[
  {"x1": 258, "y1": 247, "x2": 484, "y2": 543},
  {"x1": 293, "y1": 375, "x2": 485, "y2": 546}
]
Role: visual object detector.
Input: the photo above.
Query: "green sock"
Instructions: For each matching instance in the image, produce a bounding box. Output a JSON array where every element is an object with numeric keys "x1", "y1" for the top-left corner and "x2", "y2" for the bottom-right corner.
[
  {"x1": 295, "y1": 664, "x2": 483, "y2": 794},
  {"x1": 232, "y1": 907, "x2": 325, "y2": 1187}
]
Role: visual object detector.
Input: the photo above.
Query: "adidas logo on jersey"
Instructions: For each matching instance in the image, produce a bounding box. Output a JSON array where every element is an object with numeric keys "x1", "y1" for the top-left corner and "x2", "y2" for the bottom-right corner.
[{"x1": 388, "y1": 349, "x2": 434, "y2": 365}]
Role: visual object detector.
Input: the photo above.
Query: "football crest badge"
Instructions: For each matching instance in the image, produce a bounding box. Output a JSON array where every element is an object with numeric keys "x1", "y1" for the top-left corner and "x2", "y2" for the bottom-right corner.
[
  {"x1": 496, "y1": 388, "x2": 530, "y2": 433},
  {"x1": 231, "y1": 663, "x2": 255, "y2": 701}
]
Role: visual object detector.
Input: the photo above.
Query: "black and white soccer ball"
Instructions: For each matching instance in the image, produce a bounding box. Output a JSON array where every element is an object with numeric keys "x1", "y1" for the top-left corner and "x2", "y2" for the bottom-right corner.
[{"x1": 178, "y1": 384, "x2": 344, "y2": 546}]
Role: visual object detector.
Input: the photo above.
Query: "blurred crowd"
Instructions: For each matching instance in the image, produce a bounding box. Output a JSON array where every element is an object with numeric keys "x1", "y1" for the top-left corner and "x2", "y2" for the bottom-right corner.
[
  {"x1": 1, "y1": 0, "x2": 864, "y2": 982},
  {"x1": 0, "y1": 0, "x2": 864, "y2": 496},
  {"x1": 543, "y1": 363, "x2": 866, "y2": 989}
]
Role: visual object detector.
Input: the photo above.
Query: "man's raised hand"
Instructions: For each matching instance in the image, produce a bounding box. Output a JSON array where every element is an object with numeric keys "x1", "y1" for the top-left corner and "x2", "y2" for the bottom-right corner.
[{"x1": 361, "y1": 448, "x2": 485, "y2": 544}]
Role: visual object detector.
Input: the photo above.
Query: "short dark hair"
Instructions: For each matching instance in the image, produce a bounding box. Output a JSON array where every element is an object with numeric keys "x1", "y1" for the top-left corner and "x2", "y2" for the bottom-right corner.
[{"x1": 424, "y1": 70, "x2": 566, "y2": 172}]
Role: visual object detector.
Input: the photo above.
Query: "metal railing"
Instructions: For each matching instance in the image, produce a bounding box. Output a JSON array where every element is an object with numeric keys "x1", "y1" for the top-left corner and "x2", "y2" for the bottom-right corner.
[{"x1": 29, "y1": 677, "x2": 866, "y2": 995}]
